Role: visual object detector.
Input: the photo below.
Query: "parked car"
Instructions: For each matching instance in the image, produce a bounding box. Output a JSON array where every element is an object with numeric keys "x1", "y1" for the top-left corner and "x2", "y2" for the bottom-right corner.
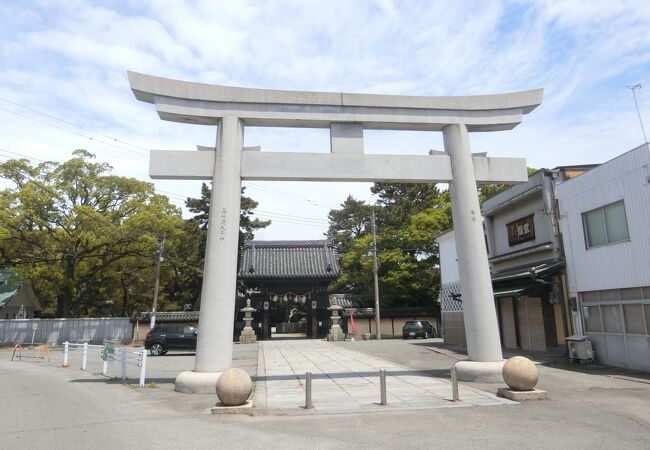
[
  {"x1": 145, "y1": 324, "x2": 198, "y2": 356},
  {"x1": 402, "y1": 320, "x2": 436, "y2": 339}
]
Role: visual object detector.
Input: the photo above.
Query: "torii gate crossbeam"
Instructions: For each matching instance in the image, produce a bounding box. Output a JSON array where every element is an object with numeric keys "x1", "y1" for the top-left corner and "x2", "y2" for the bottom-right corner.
[{"x1": 128, "y1": 71, "x2": 543, "y2": 393}]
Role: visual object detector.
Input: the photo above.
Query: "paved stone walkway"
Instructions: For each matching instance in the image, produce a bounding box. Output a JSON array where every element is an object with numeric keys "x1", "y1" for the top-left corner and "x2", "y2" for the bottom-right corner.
[{"x1": 254, "y1": 340, "x2": 513, "y2": 412}]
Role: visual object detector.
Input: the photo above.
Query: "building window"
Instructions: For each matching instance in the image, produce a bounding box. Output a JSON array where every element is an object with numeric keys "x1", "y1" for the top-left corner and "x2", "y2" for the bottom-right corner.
[
  {"x1": 601, "y1": 305, "x2": 623, "y2": 333},
  {"x1": 581, "y1": 291, "x2": 600, "y2": 303},
  {"x1": 582, "y1": 200, "x2": 629, "y2": 248},
  {"x1": 623, "y1": 304, "x2": 646, "y2": 334},
  {"x1": 584, "y1": 306, "x2": 602, "y2": 332},
  {"x1": 620, "y1": 287, "x2": 643, "y2": 300}
]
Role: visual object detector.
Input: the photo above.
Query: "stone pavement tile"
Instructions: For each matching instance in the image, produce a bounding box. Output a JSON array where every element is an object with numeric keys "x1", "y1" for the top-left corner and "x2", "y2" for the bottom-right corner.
[
  {"x1": 334, "y1": 379, "x2": 374, "y2": 387},
  {"x1": 258, "y1": 340, "x2": 511, "y2": 413}
]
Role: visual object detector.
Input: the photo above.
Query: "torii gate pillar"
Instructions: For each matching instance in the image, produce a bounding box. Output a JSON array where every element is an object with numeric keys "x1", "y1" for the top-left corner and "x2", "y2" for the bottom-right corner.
[
  {"x1": 175, "y1": 116, "x2": 243, "y2": 392},
  {"x1": 128, "y1": 71, "x2": 543, "y2": 392},
  {"x1": 444, "y1": 124, "x2": 506, "y2": 380}
]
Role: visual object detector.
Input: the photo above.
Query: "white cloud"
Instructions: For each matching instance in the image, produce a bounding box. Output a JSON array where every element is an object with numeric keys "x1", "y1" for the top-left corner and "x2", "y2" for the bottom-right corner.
[{"x1": 1, "y1": 0, "x2": 650, "y2": 239}]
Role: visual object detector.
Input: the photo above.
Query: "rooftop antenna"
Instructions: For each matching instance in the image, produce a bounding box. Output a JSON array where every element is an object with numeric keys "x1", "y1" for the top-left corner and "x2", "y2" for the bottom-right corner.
[{"x1": 626, "y1": 83, "x2": 648, "y2": 143}]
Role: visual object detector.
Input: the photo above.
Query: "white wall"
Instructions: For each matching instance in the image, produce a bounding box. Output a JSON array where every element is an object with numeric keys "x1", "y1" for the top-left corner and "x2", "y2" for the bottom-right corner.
[
  {"x1": 436, "y1": 230, "x2": 460, "y2": 284},
  {"x1": 558, "y1": 144, "x2": 650, "y2": 294},
  {"x1": 482, "y1": 170, "x2": 560, "y2": 273},
  {"x1": 490, "y1": 197, "x2": 552, "y2": 256}
]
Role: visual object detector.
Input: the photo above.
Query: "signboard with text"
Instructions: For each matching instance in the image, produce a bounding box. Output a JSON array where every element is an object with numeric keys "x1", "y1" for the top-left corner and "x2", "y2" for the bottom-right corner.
[
  {"x1": 506, "y1": 214, "x2": 535, "y2": 246},
  {"x1": 101, "y1": 340, "x2": 117, "y2": 361}
]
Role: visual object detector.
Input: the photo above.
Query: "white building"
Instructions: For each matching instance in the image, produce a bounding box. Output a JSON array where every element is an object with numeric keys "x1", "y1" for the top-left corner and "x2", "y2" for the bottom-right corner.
[
  {"x1": 557, "y1": 144, "x2": 650, "y2": 370},
  {"x1": 435, "y1": 229, "x2": 465, "y2": 345},
  {"x1": 437, "y1": 166, "x2": 594, "y2": 352},
  {"x1": 481, "y1": 168, "x2": 591, "y2": 353}
]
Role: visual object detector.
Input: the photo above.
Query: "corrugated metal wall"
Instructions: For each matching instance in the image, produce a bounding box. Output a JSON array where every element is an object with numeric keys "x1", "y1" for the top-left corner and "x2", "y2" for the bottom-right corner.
[
  {"x1": 558, "y1": 144, "x2": 650, "y2": 370},
  {"x1": 558, "y1": 145, "x2": 650, "y2": 293},
  {"x1": 442, "y1": 311, "x2": 466, "y2": 346},
  {"x1": 0, "y1": 318, "x2": 133, "y2": 344},
  {"x1": 499, "y1": 297, "x2": 518, "y2": 349},
  {"x1": 517, "y1": 297, "x2": 546, "y2": 352}
]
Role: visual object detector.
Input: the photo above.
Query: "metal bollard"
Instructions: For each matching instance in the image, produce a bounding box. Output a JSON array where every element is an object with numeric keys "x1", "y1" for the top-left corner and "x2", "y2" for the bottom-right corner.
[
  {"x1": 139, "y1": 350, "x2": 147, "y2": 387},
  {"x1": 451, "y1": 365, "x2": 460, "y2": 402},
  {"x1": 305, "y1": 371, "x2": 313, "y2": 409},
  {"x1": 81, "y1": 343, "x2": 88, "y2": 371},
  {"x1": 380, "y1": 369, "x2": 387, "y2": 405},
  {"x1": 102, "y1": 358, "x2": 108, "y2": 376},
  {"x1": 120, "y1": 348, "x2": 127, "y2": 383},
  {"x1": 63, "y1": 342, "x2": 69, "y2": 367}
]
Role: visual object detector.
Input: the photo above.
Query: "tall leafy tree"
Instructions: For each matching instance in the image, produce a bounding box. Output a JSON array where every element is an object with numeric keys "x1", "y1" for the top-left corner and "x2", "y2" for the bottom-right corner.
[
  {"x1": 325, "y1": 195, "x2": 373, "y2": 254},
  {"x1": 0, "y1": 151, "x2": 185, "y2": 317},
  {"x1": 371, "y1": 183, "x2": 446, "y2": 228},
  {"x1": 185, "y1": 182, "x2": 270, "y2": 239},
  {"x1": 330, "y1": 183, "x2": 451, "y2": 307}
]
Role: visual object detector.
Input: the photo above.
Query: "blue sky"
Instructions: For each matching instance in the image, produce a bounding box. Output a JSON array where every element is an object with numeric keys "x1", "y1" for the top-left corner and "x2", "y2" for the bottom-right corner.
[{"x1": 1, "y1": 0, "x2": 649, "y2": 239}]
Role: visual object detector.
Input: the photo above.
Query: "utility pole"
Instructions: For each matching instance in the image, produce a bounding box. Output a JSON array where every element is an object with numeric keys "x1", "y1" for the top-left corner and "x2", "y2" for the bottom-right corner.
[
  {"x1": 627, "y1": 84, "x2": 648, "y2": 143},
  {"x1": 150, "y1": 236, "x2": 165, "y2": 330},
  {"x1": 371, "y1": 210, "x2": 381, "y2": 340}
]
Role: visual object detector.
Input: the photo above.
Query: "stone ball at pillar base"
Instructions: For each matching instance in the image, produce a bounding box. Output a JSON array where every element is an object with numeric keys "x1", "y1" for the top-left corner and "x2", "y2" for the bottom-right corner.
[
  {"x1": 175, "y1": 370, "x2": 224, "y2": 394},
  {"x1": 216, "y1": 368, "x2": 253, "y2": 406},
  {"x1": 454, "y1": 360, "x2": 505, "y2": 383},
  {"x1": 502, "y1": 356, "x2": 538, "y2": 391}
]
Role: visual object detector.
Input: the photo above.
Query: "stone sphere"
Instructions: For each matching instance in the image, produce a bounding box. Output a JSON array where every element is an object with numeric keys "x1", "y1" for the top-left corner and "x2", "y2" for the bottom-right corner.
[
  {"x1": 216, "y1": 368, "x2": 253, "y2": 406},
  {"x1": 502, "y1": 356, "x2": 538, "y2": 391}
]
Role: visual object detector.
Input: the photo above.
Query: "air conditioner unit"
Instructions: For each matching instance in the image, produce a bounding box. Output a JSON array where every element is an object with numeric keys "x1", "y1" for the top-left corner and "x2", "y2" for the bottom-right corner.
[{"x1": 566, "y1": 335, "x2": 595, "y2": 363}]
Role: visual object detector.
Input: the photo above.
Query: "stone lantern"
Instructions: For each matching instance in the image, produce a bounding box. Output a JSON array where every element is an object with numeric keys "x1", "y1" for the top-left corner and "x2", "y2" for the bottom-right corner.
[
  {"x1": 327, "y1": 304, "x2": 345, "y2": 341},
  {"x1": 239, "y1": 299, "x2": 257, "y2": 344}
]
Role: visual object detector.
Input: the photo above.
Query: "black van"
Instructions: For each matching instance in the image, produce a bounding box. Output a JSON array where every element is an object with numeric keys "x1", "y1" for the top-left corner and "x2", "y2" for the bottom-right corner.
[{"x1": 144, "y1": 324, "x2": 198, "y2": 355}]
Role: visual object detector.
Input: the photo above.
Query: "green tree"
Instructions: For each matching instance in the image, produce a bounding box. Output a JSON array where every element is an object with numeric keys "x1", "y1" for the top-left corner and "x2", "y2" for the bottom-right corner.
[
  {"x1": 325, "y1": 195, "x2": 373, "y2": 254},
  {"x1": 371, "y1": 183, "x2": 446, "y2": 228},
  {"x1": 330, "y1": 183, "x2": 451, "y2": 307},
  {"x1": 0, "y1": 151, "x2": 184, "y2": 317},
  {"x1": 185, "y1": 182, "x2": 270, "y2": 239}
]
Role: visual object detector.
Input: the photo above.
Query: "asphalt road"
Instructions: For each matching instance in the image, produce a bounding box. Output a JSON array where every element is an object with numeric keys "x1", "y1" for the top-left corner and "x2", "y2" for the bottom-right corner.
[{"x1": 1, "y1": 340, "x2": 649, "y2": 449}]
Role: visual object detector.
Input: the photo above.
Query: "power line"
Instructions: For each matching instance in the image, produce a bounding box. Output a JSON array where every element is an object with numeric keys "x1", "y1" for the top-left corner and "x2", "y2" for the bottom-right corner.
[
  {"x1": 0, "y1": 146, "x2": 343, "y2": 229},
  {"x1": 0, "y1": 147, "x2": 46, "y2": 163},
  {"x1": 155, "y1": 188, "x2": 189, "y2": 201},
  {"x1": 0, "y1": 146, "x2": 187, "y2": 208},
  {"x1": 0, "y1": 96, "x2": 151, "y2": 153},
  {"x1": 246, "y1": 182, "x2": 337, "y2": 209},
  {"x1": 251, "y1": 215, "x2": 324, "y2": 227},
  {"x1": 0, "y1": 105, "x2": 148, "y2": 158},
  {"x1": 253, "y1": 209, "x2": 329, "y2": 223}
]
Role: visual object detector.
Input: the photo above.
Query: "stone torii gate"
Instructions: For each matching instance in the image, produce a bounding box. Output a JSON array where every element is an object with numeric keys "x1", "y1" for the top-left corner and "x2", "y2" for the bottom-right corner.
[{"x1": 128, "y1": 71, "x2": 543, "y2": 393}]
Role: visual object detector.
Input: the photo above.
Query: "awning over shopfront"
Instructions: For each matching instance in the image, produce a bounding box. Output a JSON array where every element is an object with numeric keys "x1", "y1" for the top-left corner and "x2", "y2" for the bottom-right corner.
[
  {"x1": 491, "y1": 260, "x2": 564, "y2": 284},
  {"x1": 491, "y1": 260, "x2": 564, "y2": 299},
  {"x1": 493, "y1": 287, "x2": 527, "y2": 297}
]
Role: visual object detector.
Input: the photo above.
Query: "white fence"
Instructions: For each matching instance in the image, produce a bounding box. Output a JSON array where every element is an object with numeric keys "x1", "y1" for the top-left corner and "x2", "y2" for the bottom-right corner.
[
  {"x1": 62, "y1": 342, "x2": 148, "y2": 387},
  {"x1": 0, "y1": 318, "x2": 133, "y2": 345}
]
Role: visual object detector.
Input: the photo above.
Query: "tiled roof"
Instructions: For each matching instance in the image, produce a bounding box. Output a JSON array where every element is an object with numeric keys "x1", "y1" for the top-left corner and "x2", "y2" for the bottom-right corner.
[
  {"x1": 238, "y1": 240, "x2": 340, "y2": 279},
  {"x1": 132, "y1": 311, "x2": 200, "y2": 323},
  {"x1": 329, "y1": 294, "x2": 358, "y2": 308},
  {"x1": 344, "y1": 307, "x2": 439, "y2": 318}
]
